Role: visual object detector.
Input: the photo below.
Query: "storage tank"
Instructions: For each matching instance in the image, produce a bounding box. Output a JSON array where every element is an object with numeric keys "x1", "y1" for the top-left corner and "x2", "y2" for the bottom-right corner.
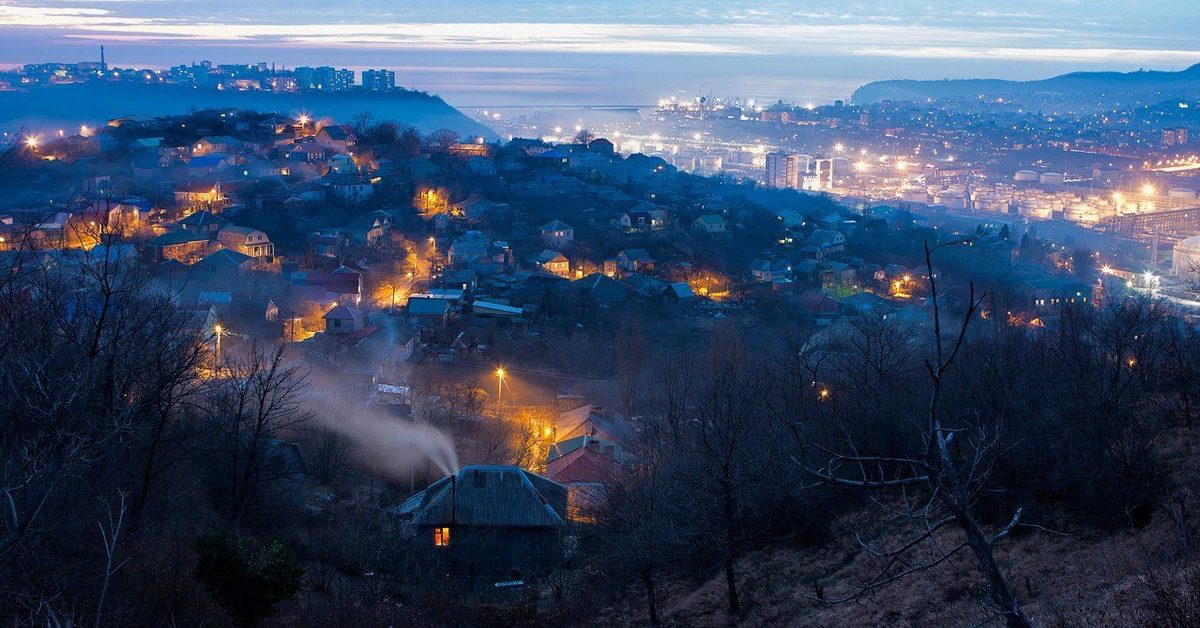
[
  {"x1": 1169, "y1": 187, "x2": 1197, "y2": 200},
  {"x1": 1039, "y1": 172, "x2": 1064, "y2": 185},
  {"x1": 1173, "y1": 235, "x2": 1200, "y2": 283},
  {"x1": 1014, "y1": 170, "x2": 1039, "y2": 182},
  {"x1": 1064, "y1": 202, "x2": 1095, "y2": 223}
]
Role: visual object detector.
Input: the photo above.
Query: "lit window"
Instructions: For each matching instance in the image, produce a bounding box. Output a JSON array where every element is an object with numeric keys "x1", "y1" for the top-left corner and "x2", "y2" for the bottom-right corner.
[{"x1": 434, "y1": 527, "x2": 451, "y2": 547}]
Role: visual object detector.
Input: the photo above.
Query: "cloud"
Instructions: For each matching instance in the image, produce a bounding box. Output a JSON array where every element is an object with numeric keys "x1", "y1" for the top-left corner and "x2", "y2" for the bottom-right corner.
[{"x1": 1, "y1": 0, "x2": 1197, "y2": 65}]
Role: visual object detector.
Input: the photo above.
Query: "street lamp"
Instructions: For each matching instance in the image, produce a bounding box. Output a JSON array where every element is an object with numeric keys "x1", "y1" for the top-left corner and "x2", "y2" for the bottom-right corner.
[
  {"x1": 213, "y1": 323, "x2": 224, "y2": 372},
  {"x1": 495, "y1": 367, "x2": 506, "y2": 403}
]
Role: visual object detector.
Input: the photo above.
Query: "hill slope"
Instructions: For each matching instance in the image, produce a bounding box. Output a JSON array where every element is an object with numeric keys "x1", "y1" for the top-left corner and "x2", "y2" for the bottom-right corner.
[
  {"x1": 0, "y1": 81, "x2": 494, "y2": 138},
  {"x1": 853, "y1": 62, "x2": 1200, "y2": 104}
]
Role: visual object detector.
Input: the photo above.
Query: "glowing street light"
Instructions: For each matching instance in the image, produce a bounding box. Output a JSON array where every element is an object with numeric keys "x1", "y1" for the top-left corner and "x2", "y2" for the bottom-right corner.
[
  {"x1": 1141, "y1": 183, "x2": 1157, "y2": 196},
  {"x1": 23, "y1": 135, "x2": 39, "y2": 150},
  {"x1": 833, "y1": 143, "x2": 845, "y2": 153},
  {"x1": 213, "y1": 323, "x2": 224, "y2": 371},
  {"x1": 495, "y1": 367, "x2": 506, "y2": 402}
]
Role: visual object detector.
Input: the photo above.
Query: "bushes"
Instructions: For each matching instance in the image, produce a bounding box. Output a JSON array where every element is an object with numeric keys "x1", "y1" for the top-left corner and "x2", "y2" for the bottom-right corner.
[{"x1": 192, "y1": 529, "x2": 305, "y2": 627}]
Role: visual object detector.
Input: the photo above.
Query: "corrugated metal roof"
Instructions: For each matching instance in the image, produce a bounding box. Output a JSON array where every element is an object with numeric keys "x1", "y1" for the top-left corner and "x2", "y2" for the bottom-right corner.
[{"x1": 408, "y1": 465, "x2": 567, "y2": 528}]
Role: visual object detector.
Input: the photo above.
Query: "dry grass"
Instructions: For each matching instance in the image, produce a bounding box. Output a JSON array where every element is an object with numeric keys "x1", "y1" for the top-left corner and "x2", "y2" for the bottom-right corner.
[{"x1": 596, "y1": 426, "x2": 1200, "y2": 627}]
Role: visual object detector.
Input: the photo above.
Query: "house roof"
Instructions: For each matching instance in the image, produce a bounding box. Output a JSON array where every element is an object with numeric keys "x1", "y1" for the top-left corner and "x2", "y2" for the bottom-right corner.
[
  {"x1": 546, "y1": 442, "x2": 621, "y2": 484},
  {"x1": 618, "y1": 248, "x2": 654, "y2": 262},
  {"x1": 405, "y1": 465, "x2": 568, "y2": 528},
  {"x1": 407, "y1": 297, "x2": 450, "y2": 316},
  {"x1": 219, "y1": 225, "x2": 259, "y2": 237},
  {"x1": 147, "y1": 230, "x2": 211, "y2": 246},
  {"x1": 174, "y1": 210, "x2": 227, "y2": 228},
  {"x1": 194, "y1": 248, "x2": 253, "y2": 271},
  {"x1": 555, "y1": 404, "x2": 633, "y2": 443},
  {"x1": 540, "y1": 220, "x2": 573, "y2": 232},
  {"x1": 323, "y1": 304, "x2": 362, "y2": 321}
]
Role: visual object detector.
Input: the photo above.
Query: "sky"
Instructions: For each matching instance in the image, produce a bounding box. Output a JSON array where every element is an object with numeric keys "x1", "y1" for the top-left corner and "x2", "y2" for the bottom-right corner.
[{"x1": 2, "y1": 1, "x2": 1199, "y2": 107}]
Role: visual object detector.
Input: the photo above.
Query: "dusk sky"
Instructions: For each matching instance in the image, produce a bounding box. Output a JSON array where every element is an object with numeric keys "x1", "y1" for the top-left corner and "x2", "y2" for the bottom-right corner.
[{"x1": 2, "y1": 0, "x2": 1199, "y2": 106}]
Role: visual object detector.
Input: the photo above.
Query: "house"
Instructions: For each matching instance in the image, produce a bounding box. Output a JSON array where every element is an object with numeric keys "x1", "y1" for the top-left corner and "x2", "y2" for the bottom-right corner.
[
  {"x1": 616, "y1": 249, "x2": 655, "y2": 273},
  {"x1": 407, "y1": 296, "x2": 451, "y2": 325},
  {"x1": 342, "y1": 210, "x2": 393, "y2": 245},
  {"x1": 217, "y1": 225, "x2": 274, "y2": 257},
  {"x1": 692, "y1": 214, "x2": 727, "y2": 236},
  {"x1": 750, "y1": 259, "x2": 792, "y2": 282},
  {"x1": 532, "y1": 249, "x2": 570, "y2": 277},
  {"x1": 448, "y1": 232, "x2": 490, "y2": 265},
  {"x1": 439, "y1": 269, "x2": 478, "y2": 293},
  {"x1": 539, "y1": 220, "x2": 574, "y2": 248},
  {"x1": 395, "y1": 465, "x2": 568, "y2": 585},
  {"x1": 192, "y1": 248, "x2": 256, "y2": 274},
  {"x1": 315, "y1": 125, "x2": 357, "y2": 152},
  {"x1": 797, "y1": 290, "x2": 842, "y2": 320},
  {"x1": 452, "y1": 194, "x2": 499, "y2": 222},
  {"x1": 291, "y1": 266, "x2": 363, "y2": 306},
  {"x1": 323, "y1": 305, "x2": 365, "y2": 334},
  {"x1": 1023, "y1": 277, "x2": 1092, "y2": 312},
  {"x1": 193, "y1": 135, "x2": 242, "y2": 156},
  {"x1": 289, "y1": 181, "x2": 327, "y2": 204},
  {"x1": 309, "y1": 231, "x2": 346, "y2": 258},
  {"x1": 174, "y1": 181, "x2": 229, "y2": 212},
  {"x1": 572, "y1": 273, "x2": 629, "y2": 307},
  {"x1": 185, "y1": 153, "x2": 236, "y2": 175},
  {"x1": 327, "y1": 174, "x2": 373, "y2": 204},
  {"x1": 545, "y1": 437, "x2": 621, "y2": 523},
  {"x1": 172, "y1": 209, "x2": 228, "y2": 234},
  {"x1": 587, "y1": 137, "x2": 615, "y2": 156},
  {"x1": 552, "y1": 404, "x2": 632, "y2": 443},
  {"x1": 145, "y1": 230, "x2": 211, "y2": 262},
  {"x1": 617, "y1": 211, "x2": 655, "y2": 233},
  {"x1": 667, "y1": 282, "x2": 695, "y2": 301},
  {"x1": 805, "y1": 229, "x2": 846, "y2": 256}
]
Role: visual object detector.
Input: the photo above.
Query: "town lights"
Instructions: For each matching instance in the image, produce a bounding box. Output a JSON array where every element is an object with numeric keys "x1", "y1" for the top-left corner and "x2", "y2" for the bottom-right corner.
[
  {"x1": 1141, "y1": 183, "x2": 1156, "y2": 196},
  {"x1": 833, "y1": 143, "x2": 845, "y2": 153},
  {"x1": 23, "y1": 135, "x2": 39, "y2": 150},
  {"x1": 495, "y1": 368, "x2": 506, "y2": 402},
  {"x1": 297, "y1": 113, "x2": 310, "y2": 125}
]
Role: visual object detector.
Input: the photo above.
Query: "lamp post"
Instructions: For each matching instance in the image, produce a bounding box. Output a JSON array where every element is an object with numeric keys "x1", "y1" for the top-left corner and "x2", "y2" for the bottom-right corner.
[{"x1": 495, "y1": 367, "x2": 506, "y2": 403}]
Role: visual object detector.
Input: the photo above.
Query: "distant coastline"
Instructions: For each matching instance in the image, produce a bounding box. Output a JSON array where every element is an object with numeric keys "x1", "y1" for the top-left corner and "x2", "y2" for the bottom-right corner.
[{"x1": 853, "y1": 62, "x2": 1200, "y2": 104}]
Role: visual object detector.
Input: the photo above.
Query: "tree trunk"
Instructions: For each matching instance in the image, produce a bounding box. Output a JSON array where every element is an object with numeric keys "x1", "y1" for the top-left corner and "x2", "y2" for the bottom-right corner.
[
  {"x1": 722, "y1": 485, "x2": 740, "y2": 614},
  {"x1": 641, "y1": 563, "x2": 661, "y2": 627},
  {"x1": 958, "y1": 513, "x2": 1031, "y2": 628}
]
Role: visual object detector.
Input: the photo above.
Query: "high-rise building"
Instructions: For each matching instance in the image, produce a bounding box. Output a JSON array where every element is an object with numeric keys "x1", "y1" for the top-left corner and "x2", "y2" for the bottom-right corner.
[
  {"x1": 765, "y1": 151, "x2": 804, "y2": 189},
  {"x1": 362, "y1": 69, "x2": 396, "y2": 91},
  {"x1": 1163, "y1": 127, "x2": 1189, "y2": 148},
  {"x1": 294, "y1": 66, "x2": 354, "y2": 91}
]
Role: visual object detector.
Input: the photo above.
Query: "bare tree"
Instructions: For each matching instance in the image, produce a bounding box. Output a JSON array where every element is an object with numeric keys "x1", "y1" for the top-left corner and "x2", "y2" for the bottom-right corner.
[
  {"x1": 616, "y1": 318, "x2": 647, "y2": 421},
  {"x1": 681, "y1": 324, "x2": 777, "y2": 614},
  {"x1": 209, "y1": 344, "x2": 312, "y2": 518},
  {"x1": 791, "y1": 240, "x2": 1035, "y2": 628}
]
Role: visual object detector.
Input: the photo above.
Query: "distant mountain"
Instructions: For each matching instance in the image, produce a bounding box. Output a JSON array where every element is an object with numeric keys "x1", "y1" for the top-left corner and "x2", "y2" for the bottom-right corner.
[
  {"x1": 0, "y1": 81, "x2": 494, "y2": 138},
  {"x1": 852, "y1": 62, "x2": 1200, "y2": 104}
]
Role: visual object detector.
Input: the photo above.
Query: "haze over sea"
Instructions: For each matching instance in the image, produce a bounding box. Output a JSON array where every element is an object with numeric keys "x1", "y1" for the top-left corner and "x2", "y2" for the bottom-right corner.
[{"x1": 2, "y1": 0, "x2": 1199, "y2": 109}]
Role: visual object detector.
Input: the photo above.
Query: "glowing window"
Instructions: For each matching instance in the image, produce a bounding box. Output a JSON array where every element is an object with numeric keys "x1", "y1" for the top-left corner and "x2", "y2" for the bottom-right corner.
[{"x1": 434, "y1": 527, "x2": 450, "y2": 547}]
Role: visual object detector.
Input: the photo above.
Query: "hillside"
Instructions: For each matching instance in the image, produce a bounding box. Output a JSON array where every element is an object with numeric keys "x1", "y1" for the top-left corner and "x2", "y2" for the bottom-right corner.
[
  {"x1": 852, "y1": 62, "x2": 1200, "y2": 104},
  {"x1": 0, "y1": 81, "x2": 494, "y2": 137},
  {"x1": 595, "y1": 425, "x2": 1200, "y2": 627}
]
